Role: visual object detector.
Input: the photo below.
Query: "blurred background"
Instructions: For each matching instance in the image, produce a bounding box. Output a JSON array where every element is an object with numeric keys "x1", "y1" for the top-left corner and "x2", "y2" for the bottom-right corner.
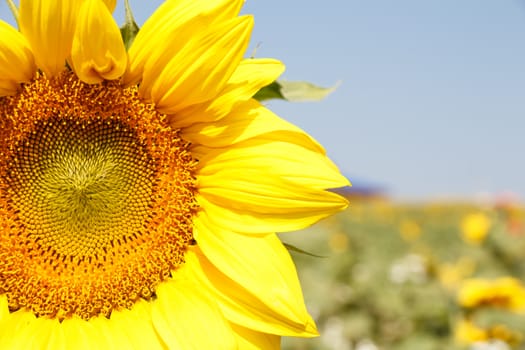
[
  {"x1": 3, "y1": 1, "x2": 525, "y2": 348},
  {"x1": 281, "y1": 199, "x2": 525, "y2": 350}
]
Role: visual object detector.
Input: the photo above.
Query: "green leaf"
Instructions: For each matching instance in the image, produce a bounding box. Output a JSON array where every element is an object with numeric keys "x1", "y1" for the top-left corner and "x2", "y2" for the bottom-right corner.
[
  {"x1": 279, "y1": 80, "x2": 339, "y2": 102},
  {"x1": 282, "y1": 242, "x2": 326, "y2": 258},
  {"x1": 120, "y1": 0, "x2": 139, "y2": 51},
  {"x1": 252, "y1": 82, "x2": 284, "y2": 101},
  {"x1": 253, "y1": 80, "x2": 339, "y2": 102}
]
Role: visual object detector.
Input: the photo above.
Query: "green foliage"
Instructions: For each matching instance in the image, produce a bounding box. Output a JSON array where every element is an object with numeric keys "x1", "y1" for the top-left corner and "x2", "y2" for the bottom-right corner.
[
  {"x1": 253, "y1": 82, "x2": 284, "y2": 101},
  {"x1": 281, "y1": 201, "x2": 525, "y2": 350},
  {"x1": 119, "y1": 0, "x2": 139, "y2": 50},
  {"x1": 283, "y1": 242, "x2": 326, "y2": 258},
  {"x1": 254, "y1": 80, "x2": 338, "y2": 102}
]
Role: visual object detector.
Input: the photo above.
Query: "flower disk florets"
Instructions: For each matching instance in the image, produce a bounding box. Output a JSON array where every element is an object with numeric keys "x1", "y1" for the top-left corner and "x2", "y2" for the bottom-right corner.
[{"x1": 0, "y1": 72, "x2": 198, "y2": 320}]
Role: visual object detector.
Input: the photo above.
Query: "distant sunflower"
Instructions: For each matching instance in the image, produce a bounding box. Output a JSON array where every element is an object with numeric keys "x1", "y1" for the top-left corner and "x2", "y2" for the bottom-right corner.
[{"x1": 0, "y1": 0, "x2": 349, "y2": 348}]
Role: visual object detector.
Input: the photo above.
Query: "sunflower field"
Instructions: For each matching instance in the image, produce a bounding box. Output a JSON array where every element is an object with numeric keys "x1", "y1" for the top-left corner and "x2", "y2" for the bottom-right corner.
[{"x1": 281, "y1": 198, "x2": 525, "y2": 350}]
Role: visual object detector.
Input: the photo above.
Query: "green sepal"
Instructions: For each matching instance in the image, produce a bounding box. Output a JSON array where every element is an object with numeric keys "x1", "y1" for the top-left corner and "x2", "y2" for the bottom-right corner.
[
  {"x1": 253, "y1": 81, "x2": 284, "y2": 101},
  {"x1": 283, "y1": 242, "x2": 326, "y2": 258},
  {"x1": 120, "y1": 0, "x2": 139, "y2": 50},
  {"x1": 254, "y1": 80, "x2": 338, "y2": 102}
]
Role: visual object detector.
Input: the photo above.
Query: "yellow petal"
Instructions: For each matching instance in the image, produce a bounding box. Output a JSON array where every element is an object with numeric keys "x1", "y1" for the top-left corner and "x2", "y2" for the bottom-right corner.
[
  {"x1": 125, "y1": 0, "x2": 243, "y2": 86},
  {"x1": 194, "y1": 137, "x2": 348, "y2": 190},
  {"x1": 0, "y1": 309, "x2": 36, "y2": 349},
  {"x1": 185, "y1": 247, "x2": 318, "y2": 337},
  {"x1": 88, "y1": 316, "x2": 132, "y2": 350},
  {"x1": 197, "y1": 192, "x2": 344, "y2": 234},
  {"x1": 232, "y1": 323, "x2": 281, "y2": 350},
  {"x1": 195, "y1": 216, "x2": 318, "y2": 336},
  {"x1": 171, "y1": 59, "x2": 285, "y2": 128},
  {"x1": 0, "y1": 21, "x2": 36, "y2": 96},
  {"x1": 0, "y1": 295, "x2": 8, "y2": 323},
  {"x1": 194, "y1": 137, "x2": 349, "y2": 234},
  {"x1": 0, "y1": 86, "x2": 14, "y2": 96},
  {"x1": 102, "y1": 0, "x2": 116, "y2": 12},
  {"x1": 60, "y1": 316, "x2": 103, "y2": 350},
  {"x1": 183, "y1": 100, "x2": 324, "y2": 153},
  {"x1": 142, "y1": 16, "x2": 253, "y2": 114},
  {"x1": 18, "y1": 317, "x2": 58, "y2": 349},
  {"x1": 151, "y1": 278, "x2": 236, "y2": 349},
  {"x1": 199, "y1": 170, "x2": 346, "y2": 212},
  {"x1": 19, "y1": 0, "x2": 80, "y2": 76},
  {"x1": 108, "y1": 299, "x2": 167, "y2": 349},
  {"x1": 45, "y1": 319, "x2": 67, "y2": 350},
  {"x1": 71, "y1": 0, "x2": 127, "y2": 84}
]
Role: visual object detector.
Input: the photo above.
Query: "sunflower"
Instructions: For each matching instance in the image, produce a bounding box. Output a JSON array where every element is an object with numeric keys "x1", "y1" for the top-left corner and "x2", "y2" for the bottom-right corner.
[
  {"x1": 458, "y1": 277, "x2": 525, "y2": 313},
  {"x1": 0, "y1": 0, "x2": 349, "y2": 348}
]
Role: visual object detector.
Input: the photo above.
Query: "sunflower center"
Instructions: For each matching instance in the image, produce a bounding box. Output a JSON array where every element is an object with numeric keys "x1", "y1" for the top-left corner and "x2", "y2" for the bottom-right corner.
[
  {"x1": 11, "y1": 118, "x2": 156, "y2": 257},
  {"x1": 0, "y1": 72, "x2": 198, "y2": 320}
]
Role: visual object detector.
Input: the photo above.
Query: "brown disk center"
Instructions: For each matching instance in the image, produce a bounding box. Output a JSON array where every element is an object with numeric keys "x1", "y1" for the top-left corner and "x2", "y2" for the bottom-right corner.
[
  {"x1": 0, "y1": 72, "x2": 198, "y2": 320},
  {"x1": 8, "y1": 117, "x2": 156, "y2": 257}
]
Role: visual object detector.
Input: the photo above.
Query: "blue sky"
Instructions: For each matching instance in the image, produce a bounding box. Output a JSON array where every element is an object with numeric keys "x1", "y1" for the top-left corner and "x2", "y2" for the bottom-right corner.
[
  {"x1": 238, "y1": 0, "x2": 525, "y2": 200},
  {"x1": 2, "y1": 1, "x2": 525, "y2": 200}
]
